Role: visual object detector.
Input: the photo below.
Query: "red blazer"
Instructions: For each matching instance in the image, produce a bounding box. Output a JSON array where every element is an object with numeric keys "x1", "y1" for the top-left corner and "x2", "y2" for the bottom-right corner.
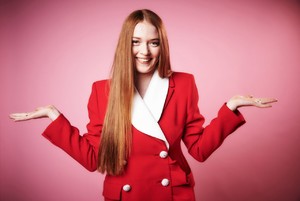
[{"x1": 42, "y1": 72, "x2": 245, "y2": 201}]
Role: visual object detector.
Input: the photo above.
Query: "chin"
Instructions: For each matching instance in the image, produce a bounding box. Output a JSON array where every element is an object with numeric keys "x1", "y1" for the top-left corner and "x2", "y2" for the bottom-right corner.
[
  {"x1": 136, "y1": 69, "x2": 153, "y2": 75},
  {"x1": 136, "y1": 65, "x2": 155, "y2": 75}
]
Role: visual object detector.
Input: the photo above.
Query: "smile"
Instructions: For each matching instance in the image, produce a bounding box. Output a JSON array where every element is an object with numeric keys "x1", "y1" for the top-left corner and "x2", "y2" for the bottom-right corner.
[{"x1": 136, "y1": 57, "x2": 152, "y2": 63}]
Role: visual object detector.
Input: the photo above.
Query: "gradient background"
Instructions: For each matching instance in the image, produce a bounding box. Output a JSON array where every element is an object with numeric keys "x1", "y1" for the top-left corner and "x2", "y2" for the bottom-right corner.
[{"x1": 1, "y1": 0, "x2": 300, "y2": 200}]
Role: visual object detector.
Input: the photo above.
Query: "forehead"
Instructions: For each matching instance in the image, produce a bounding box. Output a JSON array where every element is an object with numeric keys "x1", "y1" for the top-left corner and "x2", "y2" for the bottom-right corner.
[{"x1": 133, "y1": 21, "x2": 158, "y2": 38}]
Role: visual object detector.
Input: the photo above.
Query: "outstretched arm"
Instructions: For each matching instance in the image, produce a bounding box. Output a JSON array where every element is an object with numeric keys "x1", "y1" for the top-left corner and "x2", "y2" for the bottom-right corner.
[
  {"x1": 8, "y1": 81, "x2": 107, "y2": 172},
  {"x1": 182, "y1": 75, "x2": 278, "y2": 162},
  {"x1": 9, "y1": 105, "x2": 61, "y2": 121}
]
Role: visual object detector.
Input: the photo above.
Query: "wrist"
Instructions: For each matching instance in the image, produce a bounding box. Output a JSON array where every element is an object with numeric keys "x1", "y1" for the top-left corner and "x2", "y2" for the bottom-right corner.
[
  {"x1": 47, "y1": 106, "x2": 60, "y2": 121},
  {"x1": 226, "y1": 100, "x2": 238, "y2": 111}
]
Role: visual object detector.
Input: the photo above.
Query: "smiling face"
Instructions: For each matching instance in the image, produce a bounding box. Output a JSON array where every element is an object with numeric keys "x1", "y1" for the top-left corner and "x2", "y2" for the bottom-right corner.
[{"x1": 132, "y1": 21, "x2": 160, "y2": 75}]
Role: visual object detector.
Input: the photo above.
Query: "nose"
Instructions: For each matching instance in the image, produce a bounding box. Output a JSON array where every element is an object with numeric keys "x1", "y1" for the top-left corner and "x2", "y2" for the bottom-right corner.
[{"x1": 140, "y1": 43, "x2": 149, "y2": 55}]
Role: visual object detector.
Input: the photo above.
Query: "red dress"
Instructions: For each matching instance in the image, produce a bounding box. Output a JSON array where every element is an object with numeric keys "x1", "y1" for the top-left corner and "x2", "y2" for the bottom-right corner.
[{"x1": 42, "y1": 72, "x2": 245, "y2": 200}]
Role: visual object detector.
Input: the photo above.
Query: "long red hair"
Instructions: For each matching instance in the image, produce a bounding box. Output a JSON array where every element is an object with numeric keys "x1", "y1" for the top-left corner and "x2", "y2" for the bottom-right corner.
[{"x1": 98, "y1": 9, "x2": 172, "y2": 175}]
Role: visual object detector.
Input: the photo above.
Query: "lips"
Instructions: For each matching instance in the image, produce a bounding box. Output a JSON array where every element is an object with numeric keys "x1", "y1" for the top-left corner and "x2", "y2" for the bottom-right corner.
[{"x1": 136, "y1": 57, "x2": 152, "y2": 64}]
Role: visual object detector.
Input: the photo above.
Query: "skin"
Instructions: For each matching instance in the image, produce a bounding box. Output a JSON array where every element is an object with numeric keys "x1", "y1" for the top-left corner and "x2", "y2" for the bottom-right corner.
[
  {"x1": 133, "y1": 21, "x2": 160, "y2": 98},
  {"x1": 9, "y1": 21, "x2": 277, "y2": 122}
]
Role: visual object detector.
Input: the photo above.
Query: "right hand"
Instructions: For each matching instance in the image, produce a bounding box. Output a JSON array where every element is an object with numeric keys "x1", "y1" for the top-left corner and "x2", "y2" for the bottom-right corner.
[
  {"x1": 9, "y1": 105, "x2": 61, "y2": 121},
  {"x1": 226, "y1": 95, "x2": 277, "y2": 111}
]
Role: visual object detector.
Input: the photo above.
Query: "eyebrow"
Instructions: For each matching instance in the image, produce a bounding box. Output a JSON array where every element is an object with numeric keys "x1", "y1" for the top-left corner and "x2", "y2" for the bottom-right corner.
[{"x1": 132, "y1": 37, "x2": 160, "y2": 41}]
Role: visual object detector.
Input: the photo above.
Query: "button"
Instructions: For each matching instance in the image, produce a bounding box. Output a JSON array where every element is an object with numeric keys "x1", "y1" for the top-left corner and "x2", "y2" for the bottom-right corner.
[
  {"x1": 159, "y1": 151, "x2": 168, "y2": 159},
  {"x1": 161, "y1": 178, "x2": 170, "y2": 186},
  {"x1": 123, "y1": 184, "x2": 131, "y2": 192}
]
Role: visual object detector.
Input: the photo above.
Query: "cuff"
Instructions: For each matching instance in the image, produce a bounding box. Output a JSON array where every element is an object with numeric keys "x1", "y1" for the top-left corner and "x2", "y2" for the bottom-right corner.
[
  {"x1": 219, "y1": 103, "x2": 246, "y2": 125},
  {"x1": 42, "y1": 114, "x2": 69, "y2": 142}
]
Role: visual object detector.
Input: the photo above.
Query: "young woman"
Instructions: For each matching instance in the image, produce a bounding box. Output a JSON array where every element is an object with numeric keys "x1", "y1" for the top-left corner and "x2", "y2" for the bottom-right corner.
[{"x1": 10, "y1": 9, "x2": 277, "y2": 201}]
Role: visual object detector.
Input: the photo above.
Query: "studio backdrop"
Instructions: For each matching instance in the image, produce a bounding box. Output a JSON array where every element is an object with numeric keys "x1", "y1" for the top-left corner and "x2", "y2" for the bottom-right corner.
[{"x1": 1, "y1": 0, "x2": 300, "y2": 201}]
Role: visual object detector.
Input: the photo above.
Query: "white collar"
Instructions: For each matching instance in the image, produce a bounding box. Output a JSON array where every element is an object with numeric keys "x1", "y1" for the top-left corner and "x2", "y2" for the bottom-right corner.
[{"x1": 131, "y1": 70, "x2": 169, "y2": 149}]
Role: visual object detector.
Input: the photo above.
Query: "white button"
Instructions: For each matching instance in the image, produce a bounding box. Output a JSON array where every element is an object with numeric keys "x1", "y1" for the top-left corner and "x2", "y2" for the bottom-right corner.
[
  {"x1": 159, "y1": 151, "x2": 168, "y2": 159},
  {"x1": 161, "y1": 178, "x2": 170, "y2": 186},
  {"x1": 123, "y1": 184, "x2": 131, "y2": 192}
]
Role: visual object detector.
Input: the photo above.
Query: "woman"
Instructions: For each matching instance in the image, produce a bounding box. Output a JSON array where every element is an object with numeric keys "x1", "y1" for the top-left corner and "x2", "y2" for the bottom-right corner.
[{"x1": 10, "y1": 9, "x2": 277, "y2": 201}]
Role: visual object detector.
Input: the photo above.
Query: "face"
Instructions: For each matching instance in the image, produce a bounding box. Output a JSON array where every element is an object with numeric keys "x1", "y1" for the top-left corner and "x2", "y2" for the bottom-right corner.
[{"x1": 132, "y1": 21, "x2": 160, "y2": 75}]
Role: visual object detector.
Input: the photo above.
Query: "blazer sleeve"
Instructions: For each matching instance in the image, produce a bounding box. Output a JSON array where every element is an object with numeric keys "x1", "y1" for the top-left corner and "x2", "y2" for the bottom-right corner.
[
  {"x1": 182, "y1": 75, "x2": 246, "y2": 162},
  {"x1": 42, "y1": 82, "x2": 104, "y2": 172}
]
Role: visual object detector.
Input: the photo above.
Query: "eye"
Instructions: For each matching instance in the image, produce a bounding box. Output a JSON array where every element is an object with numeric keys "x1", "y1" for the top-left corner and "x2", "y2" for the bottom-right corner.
[
  {"x1": 149, "y1": 41, "x2": 160, "y2": 47},
  {"x1": 132, "y1": 40, "x2": 140, "y2": 46}
]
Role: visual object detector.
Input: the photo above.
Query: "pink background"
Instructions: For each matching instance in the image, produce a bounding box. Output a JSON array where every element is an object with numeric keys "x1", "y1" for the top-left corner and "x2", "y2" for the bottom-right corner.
[{"x1": 1, "y1": 0, "x2": 300, "y2": 200}]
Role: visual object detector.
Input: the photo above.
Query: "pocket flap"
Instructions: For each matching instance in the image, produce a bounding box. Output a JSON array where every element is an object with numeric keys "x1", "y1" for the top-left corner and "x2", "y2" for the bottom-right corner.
[{"x1": 102, "y1": 179, "x2": 123, "y2": 200}]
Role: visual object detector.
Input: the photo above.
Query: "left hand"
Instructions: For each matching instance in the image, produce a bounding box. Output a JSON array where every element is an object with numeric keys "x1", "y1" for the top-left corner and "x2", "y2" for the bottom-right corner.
[
  {"x1": 9, "y1": 105, "x2": 60, "y2": 122},
  {"x1": 226, "y1": 95, "x2": 277, "y2": 111}
]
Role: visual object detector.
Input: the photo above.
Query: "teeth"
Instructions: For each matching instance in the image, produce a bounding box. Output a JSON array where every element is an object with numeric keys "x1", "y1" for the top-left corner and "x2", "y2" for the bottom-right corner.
[{"x1": 138, "y1": 58, "x2": 151, "y2": 62}]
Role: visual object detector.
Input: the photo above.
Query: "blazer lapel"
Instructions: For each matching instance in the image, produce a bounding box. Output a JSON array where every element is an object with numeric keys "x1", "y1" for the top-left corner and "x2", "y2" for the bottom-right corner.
[
  {"x1": 143, "y1": 70, "x2": 169, "y2": 121},
  {"x1": 131, "y1": 70, "x2": 170, "y2": 149}
]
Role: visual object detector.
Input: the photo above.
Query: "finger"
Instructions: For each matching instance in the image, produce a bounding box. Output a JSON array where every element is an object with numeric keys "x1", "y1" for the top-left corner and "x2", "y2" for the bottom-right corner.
[
  {"x1": 9, "y1": 113, "x2": 28, "y2": 118},
  {"x1": 255, "y1": 103, "x2": 273, "y2": 108},
  {"x1": 9, "y1": 112, "x2": 32, "y2": 121},
  {"x1": 256, "y1": 98, "x2": 277, "y2": 104},
  {"x1": 261, "y1": 98, "x2": 278, "y2": 104},
  {"x1": 252, "y1": 98, "x2": 277, "y2": 108}
]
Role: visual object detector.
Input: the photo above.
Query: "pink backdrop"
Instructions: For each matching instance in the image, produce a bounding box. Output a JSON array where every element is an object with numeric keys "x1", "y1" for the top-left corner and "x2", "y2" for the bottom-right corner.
[{"x1": 1, "y1": 0, "x2": 300, "y2": 200}]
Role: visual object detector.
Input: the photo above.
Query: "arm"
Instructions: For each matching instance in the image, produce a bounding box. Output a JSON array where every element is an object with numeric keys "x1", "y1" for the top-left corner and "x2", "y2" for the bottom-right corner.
[
  {"x1": 10, "y1": 82, "x2": 106, "y2": 172},
  {"x1": 42, "y1": 82, "x2": 104, "y2": 171},
  {"x1": 182, "y1": 76, "x2": 277, "y2": 162}
]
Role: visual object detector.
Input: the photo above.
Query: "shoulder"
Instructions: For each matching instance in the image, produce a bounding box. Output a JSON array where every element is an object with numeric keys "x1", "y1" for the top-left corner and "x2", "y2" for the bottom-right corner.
[
  {"x1": 90, "y1": 79, "x2": 110, "y2": 96},
  {"x1": 171, "y1": 71, "x2": 195, "y2": 80},
  {"x1": 168, "y1": 72, "x2": 199, "y2": 101},
  {"x1": 170, "y1": 71, "x2": 196, "y2": 86},
  {"x1": 92, "y1": 79, "x2": 109, "y2": 87},
  {"x1": 92, "y1": 79, "x2": 110, "y2": 89}
]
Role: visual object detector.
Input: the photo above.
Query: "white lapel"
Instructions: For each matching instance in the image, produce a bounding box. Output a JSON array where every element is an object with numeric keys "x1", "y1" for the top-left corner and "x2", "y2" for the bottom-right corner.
[
  {"x1": 131, "y1": 70, "x2": 169, "y2": 149},
  {"x1": 143, "y1": 70, "x2": 169, "y2": 121}
]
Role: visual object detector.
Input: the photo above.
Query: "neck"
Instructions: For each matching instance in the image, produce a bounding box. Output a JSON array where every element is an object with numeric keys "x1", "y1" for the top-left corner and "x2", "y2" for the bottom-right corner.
[{"x1": 135, "y1": 72, "x2": 154, "y2": 98}]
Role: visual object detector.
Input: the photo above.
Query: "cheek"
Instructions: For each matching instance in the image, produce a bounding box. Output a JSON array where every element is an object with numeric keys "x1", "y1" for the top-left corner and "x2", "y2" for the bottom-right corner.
[
  {"x1": 132, "y1": 47, "x2": 138, "y2": 55},
  {"x1": 152, "y1": 48, "x2": 160, "y2": 58}
]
